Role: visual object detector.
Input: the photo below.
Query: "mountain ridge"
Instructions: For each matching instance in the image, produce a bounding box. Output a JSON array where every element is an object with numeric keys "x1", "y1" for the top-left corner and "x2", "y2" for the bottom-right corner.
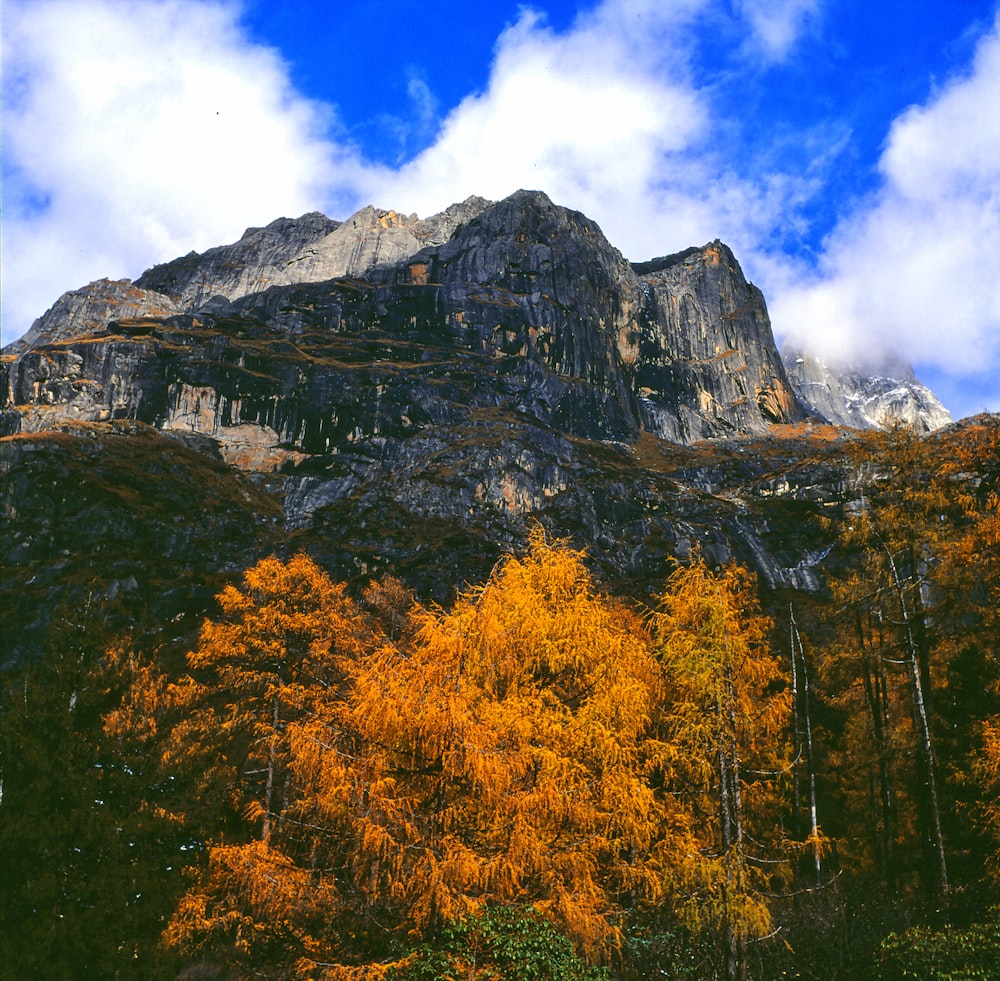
[
  {"x1": 6, "y1": 190, "x2": 949, "y2": 435},
  {"x1": 0, "y1": 189, "x2": 957, "y2": 665}
]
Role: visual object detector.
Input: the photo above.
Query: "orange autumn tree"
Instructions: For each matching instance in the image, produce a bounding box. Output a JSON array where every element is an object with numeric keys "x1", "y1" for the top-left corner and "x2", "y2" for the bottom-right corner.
[
  {"x1": 150, "y1": 554, "x2": 380, "y2": 975},
  {"x1": 937, "y1": 418, "x2": 1000, "y2": 884},
  {"x1": 119, "y1": 540, "x2": 765, "y2": 977},
  {"x1": 820, "y1": 427, "x2": 957, "y2": 907},
  {"x1": 652, "y1": 556, "x2": 793, "y2": 981},
  {"x1": 297, "y1": 529, "x2": 702, "y2": 962}
]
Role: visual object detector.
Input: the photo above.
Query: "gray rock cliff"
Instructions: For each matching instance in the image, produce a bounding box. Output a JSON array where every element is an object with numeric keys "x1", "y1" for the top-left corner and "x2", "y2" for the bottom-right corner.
[
  {"x1": 634, "y1": 242, "x2": 803, "y2": 441},
  {"x1": 133, "y1": 197, "x2": 492, "y2": 311},
  {"x1": 4, "y1": 190, "x2": 802, "y2": 446},
  {"x1": 3, "y1": 188, "x2": 947, "y2": 667},
  {"x1": 6, "y1": 279, "x2": 181, "y2": 355}
]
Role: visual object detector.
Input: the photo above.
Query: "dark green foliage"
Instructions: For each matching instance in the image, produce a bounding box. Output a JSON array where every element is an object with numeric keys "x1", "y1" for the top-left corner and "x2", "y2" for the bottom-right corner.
[
  {"x1": 874, "y1": 913, "x2": 1000, "y2": 980},
  {"x1": 618, "y1": 921, "x2": 717, "y2": 980},
  {"x1": 390, "y1": 905, "x2": 611, "y2": 981},
  {"x1": 0, "y1": 602, "x2": 186, "y2": 980}
]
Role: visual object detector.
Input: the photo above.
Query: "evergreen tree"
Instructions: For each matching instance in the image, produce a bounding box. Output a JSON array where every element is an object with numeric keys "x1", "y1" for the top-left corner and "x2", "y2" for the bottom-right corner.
[{"x1": 0, "y1": 599, "x2": 183, "y2": 979}]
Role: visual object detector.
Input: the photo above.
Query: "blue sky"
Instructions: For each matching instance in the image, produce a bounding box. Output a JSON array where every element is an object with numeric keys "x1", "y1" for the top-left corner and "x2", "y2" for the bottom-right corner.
[{"x1": 3, "y1": 0, "x2": 999, "y2": 419}]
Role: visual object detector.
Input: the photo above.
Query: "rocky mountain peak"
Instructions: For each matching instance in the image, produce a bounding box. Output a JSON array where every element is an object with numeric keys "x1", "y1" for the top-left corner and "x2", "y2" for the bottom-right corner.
[
  {"x1": 393, "y1": 189, "x2": 633, "y2": 309},
  {"x1": 131, "y1": 196, "x2": 494, "y2": 315},
  {"x1": 632, "y1": 240, "x2": 804, "y2": 441},
  {"x1": 5, "y1": 189, "x2": 953, "y2": 452},
  {"x1": 2, "y1": 190, "x2": 815, "y2": 449},
  {"x1": 783, "y1": 344, "x2": 952, "y2": 432}
]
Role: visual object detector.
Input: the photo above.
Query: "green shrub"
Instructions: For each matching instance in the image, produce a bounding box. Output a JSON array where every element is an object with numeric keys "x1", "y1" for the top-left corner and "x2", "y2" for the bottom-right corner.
[{"x1": 874, "y1": 912, "x2": 1000, "y2": 980}]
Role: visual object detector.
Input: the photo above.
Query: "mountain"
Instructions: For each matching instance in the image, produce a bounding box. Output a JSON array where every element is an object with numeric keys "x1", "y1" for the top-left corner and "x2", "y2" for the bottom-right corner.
[
  {"x1": 4, "y1": 190, "x2": 805, "y2": 440},
  {"x1": 783, "y1": 344, "x2": 952, "y2": 432},
  {"x1": 132, "y1": 196, "x2": 492, "y2": 309},
  {"x1": 0, "y1": 189, "x2": 949, "y2": 664}
]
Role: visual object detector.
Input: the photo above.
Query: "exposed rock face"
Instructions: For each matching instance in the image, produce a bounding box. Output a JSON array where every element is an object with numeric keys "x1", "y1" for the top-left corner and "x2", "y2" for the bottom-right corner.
[
  {"x1": 783, "y1": 345, "x2": 952, "y2": 432},
  {"x1": 6, "y1": 279, "x2": 181, "y2": 355},
  {"x1": 634, "y1": 242, "x2": 803, "y2": 441},
  {"x1": 1, "y1": 188, "x2": 918, "y2": 665},
  {"x1": 134, "y1": 196, "x2": 492, "y2": 311},
  {"x1": 4, "y1": 190, "x2": 802, "y2": 447}
]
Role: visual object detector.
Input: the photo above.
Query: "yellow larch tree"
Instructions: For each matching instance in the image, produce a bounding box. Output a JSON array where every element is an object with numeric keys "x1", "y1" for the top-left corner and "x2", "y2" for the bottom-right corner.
[
  {"x1": 151, "y1": 553, "x2": 381, "y2": 976},
  {"x1": 651, "y1": 556, "x2": 793, "y2": 981},
  {"x1": 299, "y1": 528, "x2": 701, "y2": 961},
  {"x1": 827, "y1": 427, "x2": 956, "y2": 906}
]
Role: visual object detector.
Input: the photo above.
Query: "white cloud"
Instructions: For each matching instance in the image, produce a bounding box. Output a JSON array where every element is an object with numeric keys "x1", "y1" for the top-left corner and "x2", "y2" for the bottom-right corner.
[
  {"x1": 734, "y1": 0, "x2": 820, "y2": 61},
  {"x1": 1, "y1": 0, "x2": 364, "y2": 342},
  {"x1": 364, "y1": 9, "x2": 706, "y2": 219},
  {"x1": 771, "y1": 14, "x2": 1000, "y2": 394},
  {"x1": 363, "y1": 2, "x2": 814, "y2": 263}
]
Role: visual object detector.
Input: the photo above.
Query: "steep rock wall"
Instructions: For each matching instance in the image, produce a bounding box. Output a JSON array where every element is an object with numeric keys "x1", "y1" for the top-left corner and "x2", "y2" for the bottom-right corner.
[{"x1": 633, "y1": 242, "x2": 804, "y2": 441}]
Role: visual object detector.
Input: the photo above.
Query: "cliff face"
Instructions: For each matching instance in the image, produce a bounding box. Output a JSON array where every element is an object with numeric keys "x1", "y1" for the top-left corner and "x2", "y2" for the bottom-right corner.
[
  {"x1": 4, "y1": 190, "x2": 802, "y2": 446},
  {"x1": 133, "y1": 197, "x2": 491, "y2": 311},
  {"x1": 634, "y1": 242, "x2": 802, "y2": 441},
  {"x1": 0, "y1": 189, "x2": 926, "y2": 665},
  {"x1": 6, "y1": 279, "x2": 181, "y2": 356}
]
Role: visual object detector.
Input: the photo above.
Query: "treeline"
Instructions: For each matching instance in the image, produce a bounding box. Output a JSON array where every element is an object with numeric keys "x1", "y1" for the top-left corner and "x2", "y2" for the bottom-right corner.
[{"x1": 1, "y1": 421, "x2": 999, "y2": 980}]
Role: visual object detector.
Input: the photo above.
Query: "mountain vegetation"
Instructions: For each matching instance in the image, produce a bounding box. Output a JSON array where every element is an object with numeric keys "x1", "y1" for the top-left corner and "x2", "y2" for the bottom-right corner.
[{"x1": 3, "y1": 418, "x2": 998, "y2": 979}]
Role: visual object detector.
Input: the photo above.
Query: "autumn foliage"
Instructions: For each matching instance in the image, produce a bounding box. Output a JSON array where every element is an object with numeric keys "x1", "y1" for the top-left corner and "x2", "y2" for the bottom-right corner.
[
  {"x1": 88, "y1": 534, "x2": 806, "y2": 978},
  {"x1": 5, "y1": 419, "x2": 1000, "y2": 981}
]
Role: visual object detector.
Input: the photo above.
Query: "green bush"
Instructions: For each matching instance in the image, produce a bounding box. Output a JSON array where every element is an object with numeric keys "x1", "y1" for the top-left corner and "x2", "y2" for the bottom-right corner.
[
  {"x1": 874, "y1": 912, "x2": 1000, "y2": 980},
  {"x1": 390, "y1": 904, "x2": 610, "y2": 981}
]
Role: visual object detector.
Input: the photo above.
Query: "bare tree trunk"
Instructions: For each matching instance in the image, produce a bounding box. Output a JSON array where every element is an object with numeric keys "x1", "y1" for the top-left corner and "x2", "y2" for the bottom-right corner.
[
  {"x1": 725, "y1": 662, "x2": 748, "y2": 981},
  {"x1": 262, "y1": 690, "x2": 280, "y2": 844},
  {"x1": 789, "y1": 605, "x2": 803, "y2": 840},
  {"x1": 791, "y1": 607, "x2": 822, "y2": 887},
  {"x1": 883, "y1": 545, "x2": 950, "y2": 907},
  {"x1": 717, "y1": 693, "x2": 738, "y2": 981},
  {"x1": 858, "y1": 609, "x2": 898, "y2": 893}
]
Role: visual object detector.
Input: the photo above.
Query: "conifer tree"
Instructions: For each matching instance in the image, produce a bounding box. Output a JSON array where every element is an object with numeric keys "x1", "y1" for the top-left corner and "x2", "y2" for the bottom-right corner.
[
  {"x1": 310, "y1": 529, "x2": 700, "y2": 959},
  {"x1": 828, "y1": 427, "x2": 953, "y2": 908},
  {"x1": 651, "y1": 556, "x2": 793, "y2": 981},
  {"x1": 150, "y1": 553, "x2": 379, "y2": 975}
]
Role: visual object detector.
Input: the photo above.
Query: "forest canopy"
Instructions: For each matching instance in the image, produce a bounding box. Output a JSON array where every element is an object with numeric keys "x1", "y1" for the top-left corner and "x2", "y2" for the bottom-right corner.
[{"x1": 2, "y1": 424, "x2": 999, "y2": 980}]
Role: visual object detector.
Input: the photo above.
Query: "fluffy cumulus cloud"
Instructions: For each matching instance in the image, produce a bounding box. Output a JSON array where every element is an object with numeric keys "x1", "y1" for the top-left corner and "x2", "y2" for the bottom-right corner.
[
  {"x1": 364, "y1": 0, "x2": 819, "y2": 264},
  {"x1": 1, "y1": 0, "x2": 362, "y2": 340},
  {"x1": 772, "y1": 14, "x2": 1000, "y2": 393},
  {"x1": 365, "y1": 7, "x2": 708, "y2": 238}
]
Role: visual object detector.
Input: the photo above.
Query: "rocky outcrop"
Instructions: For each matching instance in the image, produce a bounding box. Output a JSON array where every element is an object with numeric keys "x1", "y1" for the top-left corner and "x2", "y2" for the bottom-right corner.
[
  {"x1": 134, "y1": 196, "x2": 492, "y2": 311},
  {"x1": 6, "y1": 279, "x2": 181, "y2": 355},
  {"x1": 783, "y1": 346, "x2": 952, "y2": 432},
  {"x1": 634, "y1": 242, "x2": 804, "y2": 441}
]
